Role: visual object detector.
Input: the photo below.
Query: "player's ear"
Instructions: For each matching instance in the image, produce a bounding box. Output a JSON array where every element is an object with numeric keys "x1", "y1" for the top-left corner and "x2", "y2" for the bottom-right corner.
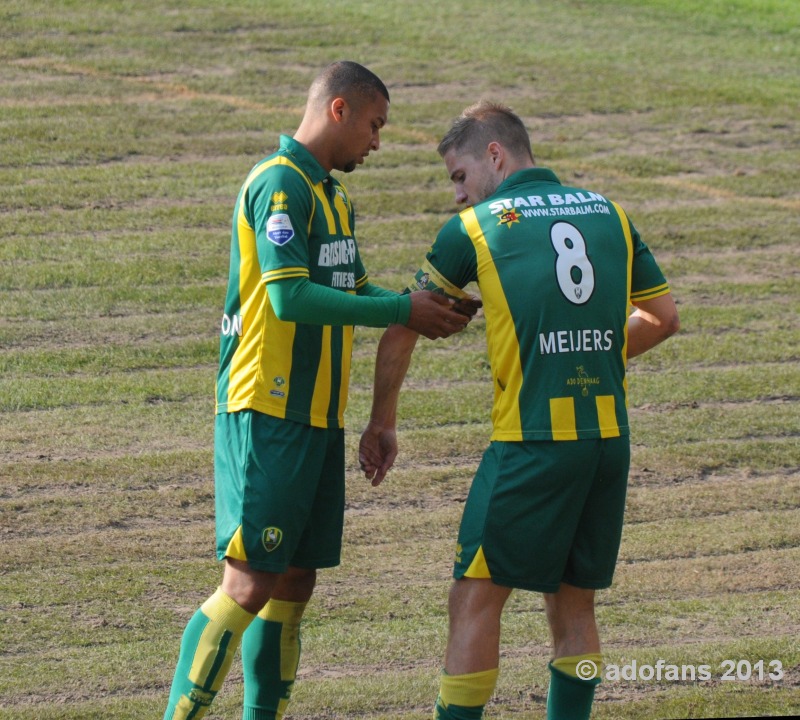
[
  {"x1": 487, "y1": 141, "x2": 504, "y2": 167},
  {"x1": 329, "y1": 97, "x2": 349, "y2": 124}
]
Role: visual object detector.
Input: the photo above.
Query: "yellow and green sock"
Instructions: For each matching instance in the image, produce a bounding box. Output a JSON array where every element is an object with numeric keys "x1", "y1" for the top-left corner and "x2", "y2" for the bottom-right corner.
[
  {"x1": 546, "y1": 653, "x2": 603, "y2": 720},
  {"x1": 241, "y1": 599, "x2": 307, "y2": 720},
  {"x1": 164, "y1": 587, "x2": 255, "y2": 720},
  {"x1": 433, "y1": 667, "x2": 499, "y2": 720}
]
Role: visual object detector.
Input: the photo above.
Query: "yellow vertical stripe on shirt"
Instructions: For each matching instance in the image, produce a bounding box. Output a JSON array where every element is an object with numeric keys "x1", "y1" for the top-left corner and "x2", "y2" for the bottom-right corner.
[
  {"x1": 311, "y1": 183, "x2": 337, "y2": 233},
  {"x1": 461, "y1": 207, "x2": 524, "y2": 441},
  {"x1": 259, "y1": 302, "x2": 295, "y2": 418},
  {"x1": 596, "y1": 395, "x2": 620, "y2": 438},
  {"x1": 611, "y1": 201, "x2": 635, "y2": 407},
  {"x1": 338, "y1": 323, "x2": 354, "y2": 426},
  {"x1": 332, "y1": 190, "x2": 352, "y2": 236},
  {"x1": 310, "y1": 325, "x2": 333, "y2": 423},
  {"x1": 227, "y1": 197, "x2": 270, "y2": 408},
  {"x1": 550, "y1": 397, "x2": 578, "y2": 441},
  {"x1": 226, "y1": 156, "x2": 311, "y2": 412}
]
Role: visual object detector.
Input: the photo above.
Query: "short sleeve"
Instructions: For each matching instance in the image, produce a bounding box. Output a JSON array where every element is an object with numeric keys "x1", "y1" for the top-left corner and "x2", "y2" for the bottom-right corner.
[
  {"x1": 406, "y1": 214, "x2": 478, "y2": 298},
  {"x1": 244, "y1": 162, "x2": 314, "y2": 280},
  {"x1": 628, "y1": 217, "x2": 670, "y2": 302}
]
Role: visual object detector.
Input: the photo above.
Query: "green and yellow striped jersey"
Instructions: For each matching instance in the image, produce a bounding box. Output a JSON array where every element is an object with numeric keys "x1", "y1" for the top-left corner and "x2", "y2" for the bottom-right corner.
[
  {"x1": 215, "y1": 135, "x2": 368, "y2": 428},
  {"x1": 412, "y1": 168, "x2": 670, "y2": 442}
]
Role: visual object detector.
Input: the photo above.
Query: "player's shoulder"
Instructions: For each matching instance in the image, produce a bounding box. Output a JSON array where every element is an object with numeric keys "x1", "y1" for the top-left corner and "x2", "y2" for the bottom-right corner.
[
  {"x1": 431, "y1": 212, "x2": 471, "y2": 249},
  {"x1": 242, "y1": 152, "x2": 315, "y2": 205},
  {"x1": 252, "y1": 151, "x2": 312, "y2": 184}
]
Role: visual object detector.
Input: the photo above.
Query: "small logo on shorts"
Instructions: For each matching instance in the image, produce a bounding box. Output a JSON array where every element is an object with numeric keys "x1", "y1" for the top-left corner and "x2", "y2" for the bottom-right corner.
[{"x1": 262, "y1": 527, "x2": 283, "y2": 552}]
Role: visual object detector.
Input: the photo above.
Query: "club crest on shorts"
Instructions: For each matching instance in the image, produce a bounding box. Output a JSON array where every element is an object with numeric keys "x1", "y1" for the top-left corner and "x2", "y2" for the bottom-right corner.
[{"x1": 262, "y1": 526, "x2": 283, "y2": 552}]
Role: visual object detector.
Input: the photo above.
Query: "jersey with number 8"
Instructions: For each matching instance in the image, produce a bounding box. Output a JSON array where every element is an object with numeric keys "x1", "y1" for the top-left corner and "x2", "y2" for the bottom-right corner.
[{"x1": 411, "y1": 167, "x2": 670, "y2": 442}]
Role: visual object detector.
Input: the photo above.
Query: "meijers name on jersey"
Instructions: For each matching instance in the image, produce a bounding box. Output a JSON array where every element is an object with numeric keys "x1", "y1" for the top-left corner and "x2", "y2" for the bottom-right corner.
[
  {"x1": 318, "y1": 238, "x2": 356, "y2": 267},
  {"x1": 539, "y1": 329, "x2": 614, "y2": 355}
]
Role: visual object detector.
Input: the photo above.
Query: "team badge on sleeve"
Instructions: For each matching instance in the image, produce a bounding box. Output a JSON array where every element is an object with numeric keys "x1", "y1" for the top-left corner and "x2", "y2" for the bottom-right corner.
[
  {"x1": 407, "y1": 259, "x2": 470, "y2": 300},
  {"x1": 266, "y1": 213, "x2": 295, "y2": 246}
]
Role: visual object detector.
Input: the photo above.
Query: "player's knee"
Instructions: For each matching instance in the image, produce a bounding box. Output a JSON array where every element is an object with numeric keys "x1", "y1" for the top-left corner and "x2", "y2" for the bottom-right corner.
[
  {"x1": 274, "y1": 566, "x2": 317, "y2": 602},
  {"x1": 544, "y1": 586, "x2": 596, "y2": 629},
  {"x1": 222, "y1": 559, "x2": 280, "y2": 612}
]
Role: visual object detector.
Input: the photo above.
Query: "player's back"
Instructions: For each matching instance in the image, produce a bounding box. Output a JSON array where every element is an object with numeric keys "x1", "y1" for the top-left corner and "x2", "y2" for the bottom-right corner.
[{"x1": 462, "y1": 170, "x2": 635, "y2": 442}]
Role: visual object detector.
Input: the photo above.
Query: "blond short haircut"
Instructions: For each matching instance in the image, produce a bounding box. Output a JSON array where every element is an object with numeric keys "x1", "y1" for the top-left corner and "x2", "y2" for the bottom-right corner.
[{"x1": 437, "y1": 101, "x2": 534, "y2": 162}]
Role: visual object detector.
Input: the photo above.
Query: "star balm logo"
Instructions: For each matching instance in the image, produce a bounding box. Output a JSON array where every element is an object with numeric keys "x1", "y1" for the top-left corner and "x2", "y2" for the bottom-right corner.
[
  {"x1": 497, "y1": 209, "x2": 521, "y2": 229},
  {"x1": 262, "y1": 527, "x2": 283, "y2": 552}
]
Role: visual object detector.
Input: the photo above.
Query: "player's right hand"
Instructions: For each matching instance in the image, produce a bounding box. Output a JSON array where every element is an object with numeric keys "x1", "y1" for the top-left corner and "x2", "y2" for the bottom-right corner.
[{"x1": 405, "y1": 291, "x2": 470, "y2": 339}]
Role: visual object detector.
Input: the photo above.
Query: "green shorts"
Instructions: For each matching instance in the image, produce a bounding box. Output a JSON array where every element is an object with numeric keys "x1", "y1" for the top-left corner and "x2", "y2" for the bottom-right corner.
[
  {"x1": 454, "y1": 437, "x2": 630, "y2": 592},
  {"x1": 214, "y1": 409, "x2": 345, "y2": 572}
]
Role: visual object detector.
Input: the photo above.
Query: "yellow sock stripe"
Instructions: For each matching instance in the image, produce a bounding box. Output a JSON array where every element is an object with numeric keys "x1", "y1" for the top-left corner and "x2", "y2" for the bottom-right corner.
[
  {"x1": 439, "y1": 667, "x2": 499, "y2": 707},
  {"x1": 175, "y1": 692, "x2": 213, "y2": 719},
  {"x1": 259, "y1": 599, "x2": 307, "y2": 681},
  {"x1": 552, "y1": 653, "x2": 604, "y2": 679},
  {"x1": 201, "y1": 588, "x2": 255, "y2": 634},
  {"x1": 188, "y1": 589, "x2": 255, "y2": 691},
  {"x1": 259, "y1": 598, "x2": 308, "y2": 624}
]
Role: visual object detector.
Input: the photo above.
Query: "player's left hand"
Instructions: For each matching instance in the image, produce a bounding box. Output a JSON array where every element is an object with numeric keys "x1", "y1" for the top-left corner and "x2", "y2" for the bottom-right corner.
[{"x1": 359, "y1": 421, "x2": 398, "y2": 487}]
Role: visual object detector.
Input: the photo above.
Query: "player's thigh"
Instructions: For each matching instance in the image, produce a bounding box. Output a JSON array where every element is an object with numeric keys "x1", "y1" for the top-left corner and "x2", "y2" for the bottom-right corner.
[{"x1": 214, "y1": 410, "x2": 335, "y2": 572}]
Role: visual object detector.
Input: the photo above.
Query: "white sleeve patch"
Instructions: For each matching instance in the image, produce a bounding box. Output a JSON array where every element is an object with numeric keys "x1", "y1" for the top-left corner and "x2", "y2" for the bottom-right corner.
[{"x1": 266, "y1": 213, "x2": 295, "y2": 246}]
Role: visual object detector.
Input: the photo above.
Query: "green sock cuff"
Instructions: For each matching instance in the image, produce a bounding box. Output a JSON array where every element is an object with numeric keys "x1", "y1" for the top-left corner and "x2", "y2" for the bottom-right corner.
[
  {"x1": 440, "y1": 667, "x2": 499, "y2": 707},
  {"x1": 242, "y1": 709, "x2": 277, "y2": 720},
  {"x1": 201, "y1": 587, "x2": 255, "y2": 635}
]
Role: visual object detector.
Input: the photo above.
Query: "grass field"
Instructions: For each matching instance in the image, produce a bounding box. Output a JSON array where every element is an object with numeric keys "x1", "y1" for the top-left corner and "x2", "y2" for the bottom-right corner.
[{"x1": 1, "y1": 0, "x2": 799, "y2": 718}]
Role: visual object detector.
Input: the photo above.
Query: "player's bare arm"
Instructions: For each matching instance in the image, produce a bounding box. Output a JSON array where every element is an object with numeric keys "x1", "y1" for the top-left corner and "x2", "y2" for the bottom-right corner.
[
  {"x1": 627, "y1": 292, "x2": 680, "y2": 359},
  {"x1": 359, "y1": 324, "x2": 419, "y2": 486}
]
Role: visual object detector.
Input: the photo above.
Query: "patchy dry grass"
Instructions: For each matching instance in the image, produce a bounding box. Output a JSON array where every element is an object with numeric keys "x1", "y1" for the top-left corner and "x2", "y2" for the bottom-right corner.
[{"x1": 1, "y1": 0, "x2": 798, "y2": 718}]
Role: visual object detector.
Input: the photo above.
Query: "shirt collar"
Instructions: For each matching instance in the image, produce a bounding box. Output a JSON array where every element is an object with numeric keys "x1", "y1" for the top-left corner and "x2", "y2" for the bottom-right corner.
[
  {"x1": 496, "y1": 167, "x2": 561, "y2": 193},
  {"x1": 278, "y1": 134, "x2": 330, "y2": 185}
]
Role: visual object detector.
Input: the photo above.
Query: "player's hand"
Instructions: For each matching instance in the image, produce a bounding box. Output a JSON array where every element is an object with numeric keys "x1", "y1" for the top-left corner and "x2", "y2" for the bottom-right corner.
[
  {"x1": 452, "y1": 295, "x2": 482, "y2": 318},
  {"x1": 359, "y1": 421, "x2": 398, "y2": 487},
  {"x1": 405, "y1": 291, "x2": 470, "y2": 340}
]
